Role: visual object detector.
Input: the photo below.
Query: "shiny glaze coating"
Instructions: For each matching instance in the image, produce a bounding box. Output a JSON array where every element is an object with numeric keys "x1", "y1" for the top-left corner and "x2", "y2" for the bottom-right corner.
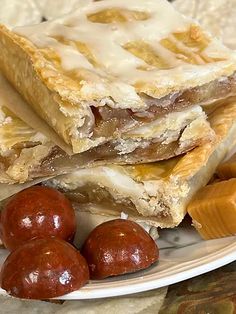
[
  {"x1": 0, "y1": 238, "x2": 89, "y2": 299},
  {"x1": 81, "y1": 219, "x2": 159, "y2": 279},
  {"x1": 0, "y1": 186, "x2": 76, "y2": 250}
]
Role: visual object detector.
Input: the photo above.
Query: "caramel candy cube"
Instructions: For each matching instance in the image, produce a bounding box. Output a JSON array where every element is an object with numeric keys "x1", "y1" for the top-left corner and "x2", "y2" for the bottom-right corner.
[{"x1": 188, "y1": 178, "x2": 236, "y2": 240}]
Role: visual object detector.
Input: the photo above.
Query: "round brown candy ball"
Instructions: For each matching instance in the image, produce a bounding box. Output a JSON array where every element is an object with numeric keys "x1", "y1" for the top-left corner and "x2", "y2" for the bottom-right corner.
[
  {"x1": 0, "y1": 238, "x2": 89, "y2": 299},
  {"x1": 81, "y1": 219, "x2": 159, "y2": 279},
  {"x1": 0, "y1": 186, "x2": 76, "y2": 251}
]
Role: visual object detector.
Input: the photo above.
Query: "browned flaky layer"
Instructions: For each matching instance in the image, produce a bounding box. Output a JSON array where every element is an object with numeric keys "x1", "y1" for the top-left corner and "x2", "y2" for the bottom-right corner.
[
  {"x1": 45, "y1": 101, "x2": 236, "y2": 228},
  {"x1": 31, "y1": 133, "x2": 212, "y2": 180},
  {"x1": 0, "y1": 21, "x2": 235, "y2": 155}
]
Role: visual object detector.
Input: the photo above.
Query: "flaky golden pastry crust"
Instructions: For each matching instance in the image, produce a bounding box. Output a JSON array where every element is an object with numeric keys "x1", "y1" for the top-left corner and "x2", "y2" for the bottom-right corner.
[
  {"x1": 48, "y1": 100, "x2": 236, "y2": 228},
  {"x1": 0, "y1": 103, "x2": 55, "y2": 183},
  {"x1": 0, "y1": 0, "x2": 235, "y2": 153},
  {"x1": 0, "y1": 86, "x2": 213, "y2": 184},
  {"x1": 0, "y1": 74, "x2": 214, "y2": 184}
]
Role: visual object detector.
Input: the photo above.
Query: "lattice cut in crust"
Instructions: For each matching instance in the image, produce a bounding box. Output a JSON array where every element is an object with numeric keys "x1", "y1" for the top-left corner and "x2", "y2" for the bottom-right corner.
[{"x1": 0, "y1": 0, "x2": 235, "y2": 153}]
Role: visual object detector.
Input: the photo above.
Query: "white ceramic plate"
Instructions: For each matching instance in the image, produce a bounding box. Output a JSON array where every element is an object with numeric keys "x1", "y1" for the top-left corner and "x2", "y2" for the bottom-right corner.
[
  {"x1": 0, "y1": 225, "x2": 235, "y2": 300},
  {"x1": 0, "y1": 0, "x2": 235, "y2": 303}
]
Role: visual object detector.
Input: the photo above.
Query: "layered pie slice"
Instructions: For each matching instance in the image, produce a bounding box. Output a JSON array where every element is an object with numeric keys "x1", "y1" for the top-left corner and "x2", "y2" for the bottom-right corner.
[
  {"x1": 0, "y1": 74, "x2": 214, "y2": 183},
  {"x1": 0, "y1": 75, "x2": 83, "y2": 183},
  {"x1": 43, "y1": 104, "x2": 215, "y2": 171},
  {"x1": 0, "y1": 97, "x2": 214, "y2": 183},
  {"x1": 47, "y1": 100, "x2": 236, "y2": 228},
  {"x1": 0, "y1": 0, "x2": 235, "y2": 154},
  {"x1": 0, "y1": 103, "x2": 54, "y2": 184}
]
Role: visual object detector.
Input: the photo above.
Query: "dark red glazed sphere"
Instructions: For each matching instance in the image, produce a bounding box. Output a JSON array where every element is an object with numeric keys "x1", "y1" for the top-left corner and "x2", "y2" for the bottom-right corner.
[
  {"x1": 0, "y1": 186, "x2": 76, "y2": 251},
  {"x1": 0, "y1": 238, "x2": 89, "y2": 299},
  {"x1": 81, "y1": 219, "x2": 159, "y2": 279}
]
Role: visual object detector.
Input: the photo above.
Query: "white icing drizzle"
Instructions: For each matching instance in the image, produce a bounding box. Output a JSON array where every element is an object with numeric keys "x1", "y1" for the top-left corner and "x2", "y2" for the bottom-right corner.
[
  {"x1": 168, "y1": 34, "x2": 205, "y2": 65},
  {"x1": 14, "y1": 0, "x2": 191, "y2": 76},
  {"x1": 14, "y1": 0, "x2": 236, "y2": 103}
]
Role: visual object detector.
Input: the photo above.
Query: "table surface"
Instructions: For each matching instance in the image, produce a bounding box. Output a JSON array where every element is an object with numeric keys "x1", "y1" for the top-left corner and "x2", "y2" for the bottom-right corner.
[{"x1": 159, "y1": 261, "x2": 236, "y2": 313}]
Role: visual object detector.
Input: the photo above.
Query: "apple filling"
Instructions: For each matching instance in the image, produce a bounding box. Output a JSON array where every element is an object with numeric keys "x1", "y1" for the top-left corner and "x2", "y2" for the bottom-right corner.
[{"x1": 91, "y1": 73, "x2": 236, "y2": 138}]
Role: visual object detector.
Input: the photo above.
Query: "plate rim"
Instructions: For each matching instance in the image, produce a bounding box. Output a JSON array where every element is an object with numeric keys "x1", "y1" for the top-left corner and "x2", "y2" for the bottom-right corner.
[
  {"x1": 56, "y1": 237, "x2": 236, "y2": 300},
  {"x1": 0, "y1": 237, "x2": 235, "y2": 300}
]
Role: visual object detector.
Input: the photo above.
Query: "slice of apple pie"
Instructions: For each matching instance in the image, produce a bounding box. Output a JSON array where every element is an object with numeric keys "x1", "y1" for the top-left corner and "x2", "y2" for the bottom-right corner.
[
  {"x1": 0, "y1": 74, "x2": 214, "y2": 183},
  {"x1": 0, "y1": 105, "x2": 53, "y2": 184},
  {"x1": 0, "y1": 0, "x2": 235, "y2": 155},
  {"x1": 0, "y1": 94, "x2": 214, "y2": 183},
  {"x1": 47, "y1": 100, "x2": 236, "y2": 228}
]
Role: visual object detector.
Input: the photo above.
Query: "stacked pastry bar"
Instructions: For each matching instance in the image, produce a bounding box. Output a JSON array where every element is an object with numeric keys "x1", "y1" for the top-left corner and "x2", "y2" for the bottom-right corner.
[
  {"x1": 49, "y1": 101, "x2": 236, "y2": 227},
  {"x1": 0, "y1": 0, "x2": 236, "y2": 228}
]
